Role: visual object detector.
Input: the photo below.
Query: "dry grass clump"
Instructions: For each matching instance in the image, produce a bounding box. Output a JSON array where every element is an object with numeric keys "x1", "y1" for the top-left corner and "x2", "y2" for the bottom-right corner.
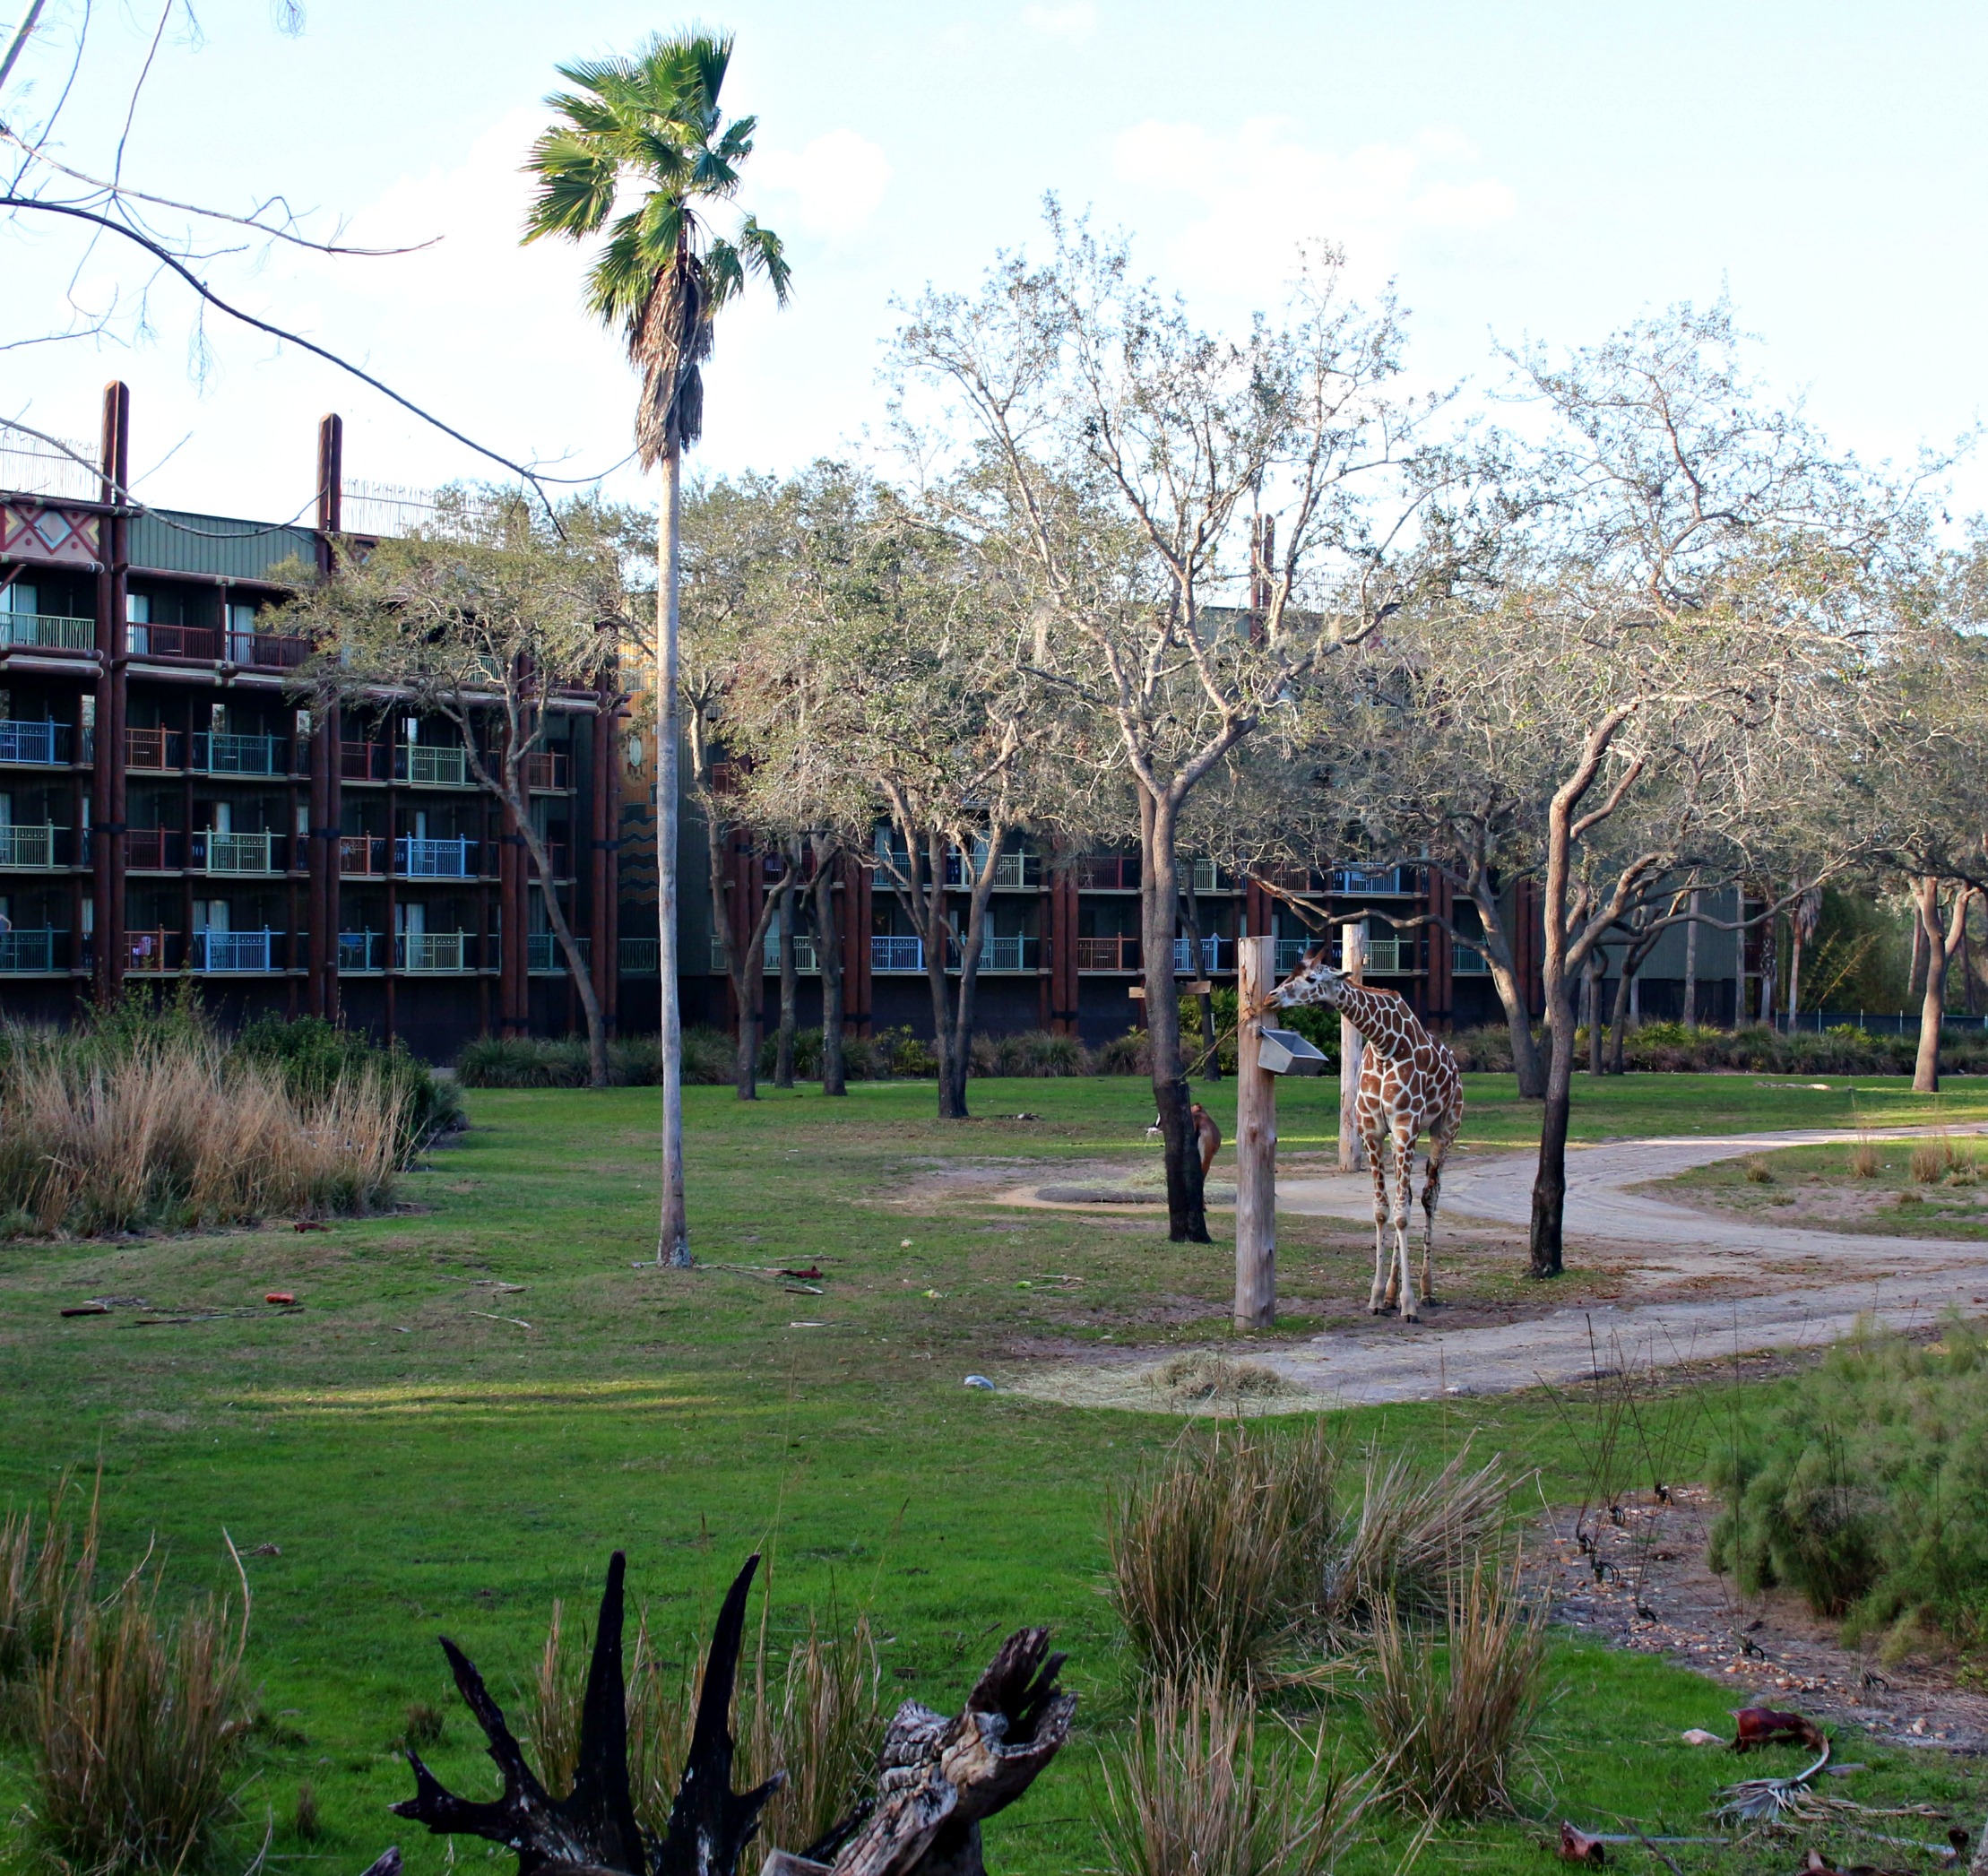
[
  {"x1": 1744, "y1": 1155, "x2": 1776, "y2": 1184},
  {"x1": 1910, "y1": 1135, "x2": 1967, "y2": 1185},
  {"x1": 1848, "y1": 1138, "x2": 1880, "y2": 1180},
  {"x1": 1361, "y1": 1556, "x2": 1546, "y2": 1820},
  {"x1": 1154, "y1": 1353, "x2": 1297, "y2": 1404},
  {"x1": 1106, "y1": 1424, "x2": 1341, "y2": 1689},
  {"x1": 1322, "y1": 1448, "x2": 1512, "y2": 1631},
  {"x1": 32, "y1": 1577, "x2": 254, "y2": 1875},
  {"x1": 0, "y1": 1032, "x2": 402, "y2": 1236},
  {"x1": 529, "y1": 1596, "x2": 884, "y2": 1860},
  {"x1": 1098, "y1": 1674, "x2": 1360, "y2": 1876}
]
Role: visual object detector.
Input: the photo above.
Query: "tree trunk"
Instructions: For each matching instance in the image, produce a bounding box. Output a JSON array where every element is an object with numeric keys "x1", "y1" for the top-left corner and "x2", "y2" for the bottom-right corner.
[
  {"x1": 1142, "y1": 788, "x2": 1206, "y2": 1242},
  {"x1": 517, "y1": 809, "x2": 608, "y2": 1087},
  {"x1": 1758, "y1": 903, "x2": 1779, "y2": 1027},
  {"x1": 1178, "y1": 877, "x2": 1219, "y2": 1080},
  {"x1": 1469, "y1": 880, "x2": 1543, "y2": 1098},
  {"x1": 774, "y1": 863, "x2": 798, "y2": 1091},
  {"x1": 813, "y1": 847, "x2": 845, "y2": 1097},
  {"x1": 1606, "y1": 944, "x2": 1636, "y2": 1075},
  {"x1": 1585, "y1": 950, "x2": 1606, "y2": 1076},
  {"x1": 1530, "y1": 983, "x2": 1577, "y2": 1277},
  {"x1": 709, "y1": 829, "x2": 785, "y2": 1103},
  {"x1": 939, "y1": 838, "x2": 1005, "y2": 1121},
  {"x1": 1681, "y1": 885, "x2": 1700, "y2": 1028},
  {"x1": 913, "y1": 831, "x2": 969, "y2": 1120},
  {"x1": 657, "y1": 447, "x2": 688, "y2": 1265},
  {"x1": 1913, "y1": 877, "x2": 1967, "y2": 1094}
]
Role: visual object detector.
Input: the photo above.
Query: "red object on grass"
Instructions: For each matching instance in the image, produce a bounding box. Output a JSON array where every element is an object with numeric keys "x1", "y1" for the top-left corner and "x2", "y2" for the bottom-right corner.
[{"x1": 265, "y1": 1292, "x2": 296, "y2": 1305}]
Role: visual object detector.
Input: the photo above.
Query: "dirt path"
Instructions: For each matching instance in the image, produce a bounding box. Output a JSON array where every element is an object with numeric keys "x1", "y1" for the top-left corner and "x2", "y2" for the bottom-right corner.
[{"x1": 1007, "y1": 1125, "x2": 1988, "y2": 1412}]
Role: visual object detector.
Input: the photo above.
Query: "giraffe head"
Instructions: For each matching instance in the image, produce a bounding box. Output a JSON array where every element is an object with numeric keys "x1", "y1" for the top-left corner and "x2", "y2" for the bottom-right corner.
[{"x1": 1270, "y1": 944, "x2": 1349, "y2": 1011}]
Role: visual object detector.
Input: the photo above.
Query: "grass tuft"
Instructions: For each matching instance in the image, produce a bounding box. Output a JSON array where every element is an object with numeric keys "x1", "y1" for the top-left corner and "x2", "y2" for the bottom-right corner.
[
  {"x1": 1361, "y1": 1555, "x2": 1547, "y2": 1820},
  {"x1": 1154, "y1": 1353, "x2": 1296, "y2": 1404},
  {"x1": 31, "y1": 1578, "x2": 253, "y2": 1876},
  {"x1": 1744, "y1": 1155, "x2": 1775, "y2": 1183},
  {"x1": 1098, "y1": 1674, "x2": 1358, "y2": 1876}
]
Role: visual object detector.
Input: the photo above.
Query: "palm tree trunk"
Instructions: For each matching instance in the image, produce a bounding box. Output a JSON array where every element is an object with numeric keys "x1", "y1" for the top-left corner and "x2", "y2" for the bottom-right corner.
[{"x1": 657, "y1": 446, "x2": 688, "y2": 1265}]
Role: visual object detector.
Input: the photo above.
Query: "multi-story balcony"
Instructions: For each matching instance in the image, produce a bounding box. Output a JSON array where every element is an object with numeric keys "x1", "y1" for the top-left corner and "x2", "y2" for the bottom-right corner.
[
  {"x1": 1333, "y1": 865, "x2": 1413, "y2": 895},
  {"x1": 399, "y1": 744, "x2": 468, "y2": 786},
  {"x1": 0, "y1": 824, "x2": 71, "y2": 869},
  {"x1": 191, "y1": 731, "x2": 290, "y2": 776},
  {"x1": 127, "y1": 829, "x2": 186, "y2": 869},
  {"x1": 1071, "y1": 935, "x2": 1228, "y2": 974},
  {"x1": 865, "y1": 934, "x2": 1043, "y2": 973},
  {"x1": 619, "y1": 935, "x2": 659, "y2": 974},
  {"x1": 192, "y1": 830, "x2": 283, "y2": 875},
  {"x1": 1076, "y1": 854, "x2": 1137, "y2": 891},
  {"x1": 941, "y1": 849, "x2": 1042, "y2": 890},
  {"x1": 1452, "y1": 944, "x2": 1491, "y2": 974},
  {"x1": 0, "y1": 928, "x2": 67, "y2": 973},
  {"x1": 339, "y1": 931, "x2": 383, "y2": 972},
  {"x1": 0, "y1": 720, "x2": 72, "y2": 765},
  {"x1": 340, "y1": 834, "x2": 386, "y2": 877},
  {"x1": 523, "y1": 750, "x2": 570, "y2": 791},
  {"x1": 193, "y1": 929, "x2": 282, "y2": 972},
  {"x1": 126, "y1": 623, "x2": 312, "y2": 667},
  {"x1": 396, "y1": 930, "x2": 473, "y2": 973},
  {"x1": 125, "y1": 929, "x2": 179, "y2": 972},
  {"x1": 1274, "y1": 933, "x2": 1412, "y2": 974},
  {"x1": 396, "y1": 835, "x2": 474, "y2": 877},
  {"x1": 341, "y1": 740, "x2": 389, "y2": 782},
  {"x1": 125, "y1": 727, "x2": 185, "y2": 770},
  {"x1": 527, "y1": 933, "x2": 591, "y2": 973},
  {"x1": 0, "y1": 611, "x2": 92, "y2": 651}
]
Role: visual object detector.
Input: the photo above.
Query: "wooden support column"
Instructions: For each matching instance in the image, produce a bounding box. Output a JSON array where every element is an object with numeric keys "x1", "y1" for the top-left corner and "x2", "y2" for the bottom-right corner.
[
  {"x1": 844, "y1": 855, "x2": 872, "y2": 1036},
  {"x1": 92, "y1": 380, "x2": 131, "y2": 1003},
  {"x1": 1234, "y1": 934, "x2": 1277, "y2": 1330},
  {"x1": 1425, "y1": 865, "x2": 1453, "y2": 1031},
  {"x1": 1338, "y1": 924, "x2": 1367, "y2": 1173}
]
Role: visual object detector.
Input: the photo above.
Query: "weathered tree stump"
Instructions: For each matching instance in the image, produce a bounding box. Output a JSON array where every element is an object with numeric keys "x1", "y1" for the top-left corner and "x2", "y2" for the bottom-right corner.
[
  {"x1": 356, "y1": 1553, "x2": 1073, "y2": 1876},
  {"x1": 769, "y1": 1625, "x2": 1076, "y2": 1876}
]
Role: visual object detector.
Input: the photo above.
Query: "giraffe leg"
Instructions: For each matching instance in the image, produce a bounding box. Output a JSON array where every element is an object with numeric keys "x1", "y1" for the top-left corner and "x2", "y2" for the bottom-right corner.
[
  {"x1": 1420, "y1": 1108, "x2": 1459, "y2": 1305},
  {"x1": 1367, "y1": 1134, "x2": 1392, "y2": 1313},
  {"x1": 1392, "y1": 1125, "x2": 1419, "y2": 1322}
]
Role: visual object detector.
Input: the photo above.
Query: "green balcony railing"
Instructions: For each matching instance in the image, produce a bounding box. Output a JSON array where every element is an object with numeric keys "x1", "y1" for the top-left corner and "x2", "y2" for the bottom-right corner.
[{"x1": 0, "y1": 612, "x2": 92, "y2": 651}]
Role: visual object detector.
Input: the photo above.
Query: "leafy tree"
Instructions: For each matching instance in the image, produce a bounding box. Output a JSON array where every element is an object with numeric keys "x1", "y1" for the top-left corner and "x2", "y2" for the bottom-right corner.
[
  {"x1": 277, "y1": 491, "x2": 634, "y2": 1086},
  {"x1": 524, "y1": 30, "x2": 791, "y2": 1258}
]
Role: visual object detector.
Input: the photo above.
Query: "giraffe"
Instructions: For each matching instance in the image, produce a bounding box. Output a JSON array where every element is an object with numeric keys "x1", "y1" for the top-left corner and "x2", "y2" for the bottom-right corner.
[{"x1": 1268, "y1": 946, "x2": 1465, "y2": 1322}]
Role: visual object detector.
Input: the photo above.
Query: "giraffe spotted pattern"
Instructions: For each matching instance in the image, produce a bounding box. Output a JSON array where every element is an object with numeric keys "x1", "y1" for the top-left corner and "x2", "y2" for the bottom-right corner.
[{"x1": 1271, "y1": 947, "x2": 1465, "y2": 1322}]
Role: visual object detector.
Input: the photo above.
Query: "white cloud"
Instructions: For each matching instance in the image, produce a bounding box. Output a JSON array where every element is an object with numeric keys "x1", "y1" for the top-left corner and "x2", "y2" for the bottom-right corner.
[
  {"x1": 1021, "y1": 2, "x2": 1098, "y2": 42},
  {"x1": 1111, "y1": 117, "x2": 1516, "y2": 296},
  {"x1": 754, "y1": 129, "x2": 894, "y2": 240}
]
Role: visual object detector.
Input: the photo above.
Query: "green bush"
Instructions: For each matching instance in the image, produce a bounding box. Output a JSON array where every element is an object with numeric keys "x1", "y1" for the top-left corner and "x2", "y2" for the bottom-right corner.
[
  {"x1": 970, "y1": 1030, "x2": 1085, "y2": 1076},
  {"x1": 1709, "y1": 1321, "x2": 1988, "y2": 1652},
  {"x1": 234, "y1": 1014, "x2": 461, "y2": 1146}
]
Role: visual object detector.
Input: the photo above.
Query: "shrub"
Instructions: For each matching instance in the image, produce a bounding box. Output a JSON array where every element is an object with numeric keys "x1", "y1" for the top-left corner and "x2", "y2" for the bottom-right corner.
[
  {"x1": 233, "y1": 1013, "x2": 460, "y2": 1147},
  {"x1": 1098, "y1": 1675, "x2": 1355, "y2": 1876},
  {"x1": 1106, "y1": 1424, "x2": 1341, "y2": 1689},
  {"x1": 1911, "y1": 1136, "x2": 1967, "y2": 1184},
  {"x1": 1744, "y1": 1156, "x2": 1775, "y2": 1184},
  {"x1": 1709, "y1": 1321, "x2": 1988, "y2": 1648},
  {"x1": 1093, "y1": 1028, "x2": 1151, "y2": 1076},
  {"x1": 971, "y1": 1029, "x2": 1085, "y2": 1076},
  {"x1": 32, "y1": 1578, "x2": 253, "y2": 1876},
  {"x1": 1361, "y1": 1557, "x2": 1546, "y2": 1820},
  {"x1": 0, "y1": 1028, "x2": 403, "y2": 1237}
]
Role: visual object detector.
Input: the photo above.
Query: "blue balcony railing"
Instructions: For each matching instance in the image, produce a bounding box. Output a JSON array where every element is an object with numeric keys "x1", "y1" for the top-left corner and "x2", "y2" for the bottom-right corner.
[
  {"x1": 194, "y1": 929, "x2": 277, "y2": 972},
  {"x1": 0, "y1": 928, "x2": 63, "y2": 972},
  {"x1": 191, "y1": 731, "x2": 286, "y2": 775},
  {"x1": 396, "y1": 835, "x2": 474, "y2": 877},
  {"x1": 0, "y1": 719, "x2": 69, "y2": 765}
]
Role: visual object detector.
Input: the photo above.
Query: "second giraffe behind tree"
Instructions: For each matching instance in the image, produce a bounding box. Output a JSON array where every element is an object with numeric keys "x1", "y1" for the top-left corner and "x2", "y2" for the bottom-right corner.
[{"x1": 1269, "y1": 946, "x2": 1465, "y2": 1322}]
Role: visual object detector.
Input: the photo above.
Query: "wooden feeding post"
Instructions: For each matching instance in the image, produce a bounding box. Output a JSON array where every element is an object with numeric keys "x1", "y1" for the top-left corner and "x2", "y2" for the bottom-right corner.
[{"x1": 1234, "y1": 935, "x2": 1327, "y2": 1329}]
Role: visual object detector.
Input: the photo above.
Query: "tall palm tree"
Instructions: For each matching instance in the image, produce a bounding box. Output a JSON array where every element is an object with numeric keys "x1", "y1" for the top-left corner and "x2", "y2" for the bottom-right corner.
[{"x1": 524, "y1": 31, "x2": 790, "y2": 1267}]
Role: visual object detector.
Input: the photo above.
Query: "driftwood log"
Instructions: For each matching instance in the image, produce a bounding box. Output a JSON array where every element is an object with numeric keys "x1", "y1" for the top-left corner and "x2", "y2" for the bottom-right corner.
[
  {"x1": 769, "y1": 1626, "x2": 1076, "y2": 1876},
  {"x1": 356, "y1": 1552, "x2": 1073, "y2": 1876}
]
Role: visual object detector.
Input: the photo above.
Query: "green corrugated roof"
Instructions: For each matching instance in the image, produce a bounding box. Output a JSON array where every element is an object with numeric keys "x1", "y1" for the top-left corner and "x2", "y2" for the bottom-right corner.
[{"x1": 129, "y1": 509, "x2": 317, "y2": 582}]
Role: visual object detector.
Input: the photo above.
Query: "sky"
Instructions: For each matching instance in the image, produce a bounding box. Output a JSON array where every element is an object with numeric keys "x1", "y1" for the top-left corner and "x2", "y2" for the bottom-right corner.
[{"x1": 4, "y1": 0, "x2": 1988, "y2": 523}]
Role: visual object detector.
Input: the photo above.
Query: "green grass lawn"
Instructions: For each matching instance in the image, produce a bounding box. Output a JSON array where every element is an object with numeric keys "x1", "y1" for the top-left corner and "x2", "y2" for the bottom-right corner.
[
  {"x1": 1661, "y1": 1134, "x2": 1988, "y2": 1240},
  {"x1": 2, "y1": 1073, "x2": 1984, "y2": 1876}
]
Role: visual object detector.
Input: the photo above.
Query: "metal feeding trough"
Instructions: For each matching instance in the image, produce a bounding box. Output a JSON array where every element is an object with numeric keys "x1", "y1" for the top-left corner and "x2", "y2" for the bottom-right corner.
[{"x1": 1258, "y1": 1027, "x2": 1329, "y2": 1076}]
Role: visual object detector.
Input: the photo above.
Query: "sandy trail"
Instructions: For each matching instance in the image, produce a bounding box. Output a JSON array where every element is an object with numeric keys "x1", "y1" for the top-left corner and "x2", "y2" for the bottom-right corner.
[{"x1": 1008, "y1": 1124, "x2": 1988, "y2": 1412}]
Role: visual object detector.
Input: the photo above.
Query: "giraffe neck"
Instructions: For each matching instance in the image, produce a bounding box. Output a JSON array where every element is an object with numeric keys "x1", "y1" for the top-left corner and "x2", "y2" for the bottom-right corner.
[{"x1": 1332, "y1": 982, "x2": 1420, "y2": 1056}]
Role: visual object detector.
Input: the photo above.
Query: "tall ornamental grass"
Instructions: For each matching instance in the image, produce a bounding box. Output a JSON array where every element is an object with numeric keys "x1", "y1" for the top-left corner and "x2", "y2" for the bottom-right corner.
[{"x1": 0, "y1": 1029, "x2": 404, "y2": 1236}]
